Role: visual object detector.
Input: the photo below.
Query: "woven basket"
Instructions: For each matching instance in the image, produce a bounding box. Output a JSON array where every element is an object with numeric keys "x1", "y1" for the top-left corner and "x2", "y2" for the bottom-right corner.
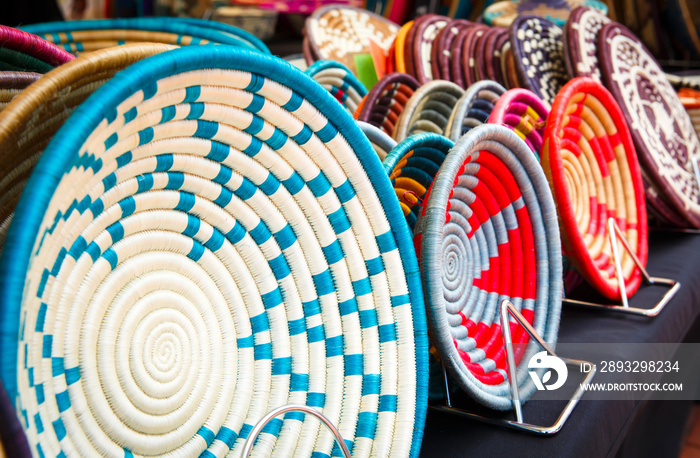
[
  {"x1": 0, "y1": 46, "x2": 428, "y2": 458},
  {"x1": 599, "y1": 22, "x2": 700, "y2": 228},
  {"x1": 415, "y1": 123, "x2": 563, "y2": 410},
  {"x1": 446, "y1": 80, "x2": 506, "y2": 141},
  {"x1": 394, "y1": 80, "x2": 464, "y2": 141},
  {"x1": 407, "y1": 14, "x2": 449, "y2": 84},
  {"x1": 393, "y1": 20, "x2": 415, "y2": 74},
  {"x1": 0, "y1": 44, "x2": 175, "y2": 256},
  {"x1": 21, "y1": 17, "x2": 266, "y2": 55},
  {"x1": 358, "y1": 121, "x2": 398, "y2": 160},
  {"x1": 383, "y1": 133, "x2": 453, "y2": 231},
  {"x1": 306, "y1": 5, "x2": 399, "y2": 76},
  {"x1": 356, "y1": 72, "x2": 420, "y2": 137},
  {"x1": 305, "y1": 60, "x2": 368, "y2": 114},
  {"x1": 510, "y1": 15, "x2": 569, "y2": 105},
  {"x1": 562, "y1": 6, "x2": 611, "y2": 81},
  {"x1": 488, "y1": 88, "x2": 550, "y2": 158},
  {"x1": 431, "y1": 19, "x2": 477, "y2": 83},
  {"x1": 541, "y1": 77, "x2": 648, "y2": 301},
  {"x1": 0, "y1": 25, "x2": 74, "y2": 73},
  {"x1": 483, "y1": 0, "x2": 608, "y2": 27},
  {"x1": 0, "y1": 72, "x2": 42, "y2": 111}
]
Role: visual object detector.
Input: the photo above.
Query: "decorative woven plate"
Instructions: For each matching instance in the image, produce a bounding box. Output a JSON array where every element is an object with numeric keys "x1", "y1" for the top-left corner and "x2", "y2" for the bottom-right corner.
[
  {"x1": 409, "y1": 14, "x2": 449, "y2": 84},
  {"x1": 500, "y1": 40, "x2": 522, "y2": 90},
  {"x1": 394, "y1": 80, "x2": 464, "y2": 141},
  {"x1": 383, "y1": 133, "x2": 453, "y2": 230},
  {"x1": 492, "y1": 30, "x2": 512, "y2": 87},
  {"x1": 0, "y1": 46, "x2": 428, "y2": 458},
  {"x1": 306, "y1": 5, "x2": 399, "y2": 75},
  {"x1": 358, "y1": 120, "x2": 398, "y2": 160},
  {"x1": 483, "y1": 0, "x2": 608, "y2": 27},
  {"x1": 446, "y1": 80, "x2": 506, "y2": 141},
  {"x1": 431, "y1": 19, "x2": 475, "y2": 82},
  {"x1": 0, "y1": 72, "x2": 41, "y2": 111},
  {"x1": 599, "y1": 23, "x2": 700, "y2": 228},
  {"x1": 305, "y1": 60, "x2": 368, "y2": 114},
  {"x1": 357, "y1": 72, "x2": 420, "y2": 137},
  {"x1": 449, "y1": 26, "x2": 474, "y2": 88},
  {"x1": 488, "y1": 88, "x2": 550, "y2": 158},
  {"x1": 542, "y1": 77, "x2": 648, "y2": 300},
  {"x1": 510, "y1": 15, "x2": 569, "y2": 105},
  {"x1": 393, "y1": 20, "x2": 415, "y2": 74},
  {"x1": 563, "y1": 6, "x2": 611, "y2": 80},
  {"x1": 460, "y1": 24, "x2": 490, "y2": 88},
  {"x1": 0, "y1": 44, "x2": 175, "y2": 255},
  {"x1": 416, "y1": 124, "x2": 563, "y2": 410},
  {"x1": 483, "y1": 27, "x2": 509, "y2": 83},
  {"x1": 0, "y1": 25, "x2": 74, "y2": 73},
  {"x1": 21, "y1": 18, "x2": 262, "y2": 55}
]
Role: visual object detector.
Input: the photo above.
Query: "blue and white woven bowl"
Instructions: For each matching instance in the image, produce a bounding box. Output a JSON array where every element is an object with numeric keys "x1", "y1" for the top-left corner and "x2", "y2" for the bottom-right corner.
[{"x1": 0, "y1": 46, "x2": 428, "y2": 457}]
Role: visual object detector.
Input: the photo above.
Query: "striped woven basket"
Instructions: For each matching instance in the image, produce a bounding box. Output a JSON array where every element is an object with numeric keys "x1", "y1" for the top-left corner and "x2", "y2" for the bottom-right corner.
[
  {"x1": 392, "y1": 21, "x2": 415, "y2": 74},
  {"x1": 356, "y1": 72, "x2": 420, "y2": 137},
  {"x1": 394, "y1": 80, "x2": 464, "y2": 141},
  {"x1": 21, "y1": 18, "x2": 267, "y2": 55},
  {"x1": 488, "y1": 88, "x2": 550, "y2": 158},
  {"x1": 0, "y1": 46, "x2": 428, "y2": 457},
  {"x1": 0, "y1": 25, "x2": 74, "y2": 73},
  {"x1": 406, "y1": 14, "x2": 449, "y2": 84},
  {"x1": 541, "y1": 77, "x2": 648, "y2": 301},
  {"x1": 415, "y1": 123, "x2": 563, "y2": 410},
  {"x1": 305, "y1": 60, "x2": 368, "y2": 114},
  {"x1": 0, "y1": 44, "x2": 175, "y2": 256},
  {"x1": 358, "y1": 121, "x2": 398, "y2": 160},
  {"x1": 0, "y1": 72, "x2": 41, "y2": 111},
  {"x1": 383, "y1": 133, "x2": 453, "y2": 231},
  {"x1": 446, "y1": 80, "x2": 506, "y2": 141}
]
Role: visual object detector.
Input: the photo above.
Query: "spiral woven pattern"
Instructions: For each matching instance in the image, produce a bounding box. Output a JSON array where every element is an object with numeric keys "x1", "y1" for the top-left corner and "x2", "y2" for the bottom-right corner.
[
  {"x1": 394, "y1": 80, "x2": 464, "y2": 141},
  {"x1": 0, "y1": 44, "x2": 175, "y2": 258},
  {"x1": 0, "y1": 47, "x2": 428, "y2": 458},
  {"x1": 416, "y1": 124, "x2": 562, "y2": 410},
  {"x1": 510, "y1": 15, "x2": 569, "y2": 106},
  {"x1": 488, "y1": 88, "x2": 550, "y2": 158},
  {"x1": 21, "y1": 18, "x2": 262, "y2": 55},
  {"x1": 356, "y1": 72, "x2": 420, "y2": 137},
  {"x1": 305, "y1": 60, "x2": 367, "y2": 114},
  {"x1": 383, "y1": 133, "x2": 453, "y2": 231},
  {"x1": 541, "y1": 77, "x2": 648, "y2": 300},
  {"x1": 306, "y1": 5, "x2": 399, "y2": 75},
  {"x1": 446, "y1": 80, "x2": 506, "y2": 141},
  {"x1": 599, "y1": 23, "x2": 700, "y2": 228},
  {"x1": 0, "y1": 25, "x2": 74, "y2": 72}
]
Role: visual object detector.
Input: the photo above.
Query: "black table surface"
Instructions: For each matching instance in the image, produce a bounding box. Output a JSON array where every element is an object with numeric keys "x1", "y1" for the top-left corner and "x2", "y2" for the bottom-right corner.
[{"x1": 420, "y1": 229, "x2": 700, "y2": 457}]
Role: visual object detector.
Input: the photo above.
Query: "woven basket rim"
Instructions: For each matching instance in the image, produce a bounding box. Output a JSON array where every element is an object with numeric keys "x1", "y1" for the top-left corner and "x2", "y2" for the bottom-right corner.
[{"x1": 447, "y1": 79, "x2": 506, "y2": 141}]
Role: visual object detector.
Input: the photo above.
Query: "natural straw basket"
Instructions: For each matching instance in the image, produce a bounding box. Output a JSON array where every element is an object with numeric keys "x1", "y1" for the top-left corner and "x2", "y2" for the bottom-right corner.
[
  {"x1": 488, "y1": 88, "x2": 550, "y2": 158},
  {"x1": 383, "y1": 133, "x2": 453, "y2": 231},
  {"x1": 415, "y1": 124, "x2": 563, "y2": 410},
  {"x1": 0, "y1": 25, "x2": 74, "y2": 72},
  {"x1": 510, "y1": 15, "x2": 569, "y2": 106},
  {"x1": 394, "y1": 80, "x2": 464, "y2": 141},
  {"x1": 356, "y1": 72, "x2": 420, "y2": 137},
  {"x1": 358, "y1": 121, "x2": 398, "y2": 160},
  {"x1": 0, "y1": 44, "x2": 175, "y2": 255},
  {"x1": 21, "y1": 17, "x2": 265, "y2": 55},
  {"x1": 0, "y1": 46, "x2": 428, "y2": 457},
  {"x1": 305, "y1": 60, "x2": 368, "y2": 114},
  {"x1": 541, "y1": 77, "x2": 648, "y2": 300},
  {"x1": 0, "y1": 72, "x2": 41, "y2": 111},
  {"x1": 599, "y1": 22, "x2": 700, "y2": 228},
  {"x1": 446, "y1": 80, "x2": 506, "y2": 141}
]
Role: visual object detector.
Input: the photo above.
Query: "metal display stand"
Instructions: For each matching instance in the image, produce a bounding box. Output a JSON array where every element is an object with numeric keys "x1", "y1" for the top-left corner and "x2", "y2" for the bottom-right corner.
[
  {"x1": 430, "y1": 300, "x2": 597, "y2": 435},
  {"x1": 563, "y1": 218, "x2": 680, "y2": 317},
  {"x1": 243, "y1": 405, "x2": 351, "y2": 458}
]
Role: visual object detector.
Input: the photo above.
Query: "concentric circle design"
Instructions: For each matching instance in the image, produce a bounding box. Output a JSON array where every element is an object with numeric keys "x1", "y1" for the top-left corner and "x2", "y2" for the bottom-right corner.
[
  {"x1": 0, "y1": 47, "x2": 428, "y2": 457},
  {"x1": 488, "y1": 88, "x2": 550, "y2": 158},
  {"x1": 416, "y1": 124, "x2": 562, "y2": 411},
  {"x1": 562, "y1": 6, "x2": 610, "y2": 80},
  {"x1": 510, "y1": 15, "x2": 569, "y2": 106},
  {"x1": 356, "y1": 72, "x2": 420, "y2": 138},
  {"x1": 446, "y1": 80, "x2": 506, "y2": 141},
  {"x1": 542, "y1": 77, "x2": 648, "y2": 300},
  {"x1": 599, "y1": 23, "x2": 700, "y2": 228},
  {"x1": 305, "y1": 60, "x2": 367, "y2": 114},
  {"x1": 394, "y1": 80, "x2": 464, "y2": 141},
  {"x1": 382, "y1": 133, "x2": 454, "y2": 231}
]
